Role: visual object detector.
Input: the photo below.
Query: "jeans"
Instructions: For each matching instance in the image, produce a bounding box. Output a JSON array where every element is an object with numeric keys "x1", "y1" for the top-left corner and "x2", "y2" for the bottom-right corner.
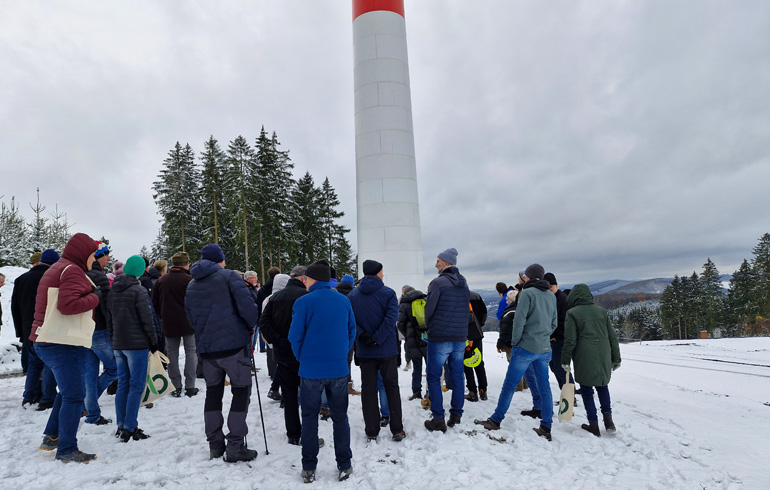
[
  {"x1": 523, "y1": 364, "x2": 541, "y2": 410},
  {"x1": 464, "y1": 341, "x2": 488, "y2": 393},
  {"x1": 300, "y1": 376, "x2": 352, "y2": 471},
  {"x1": 579, "y1": 384, "x2": 612, "y2": 423},
  {"x1": 84, "y1": 330, "x2": 118, "y2": 423},
  {"x1": 377, "y1": 373, "x2": 389, "y2": 417},
  {"x1": 202, "y1": 349, "x2": 252, "y2": 450},
  {"x1": 114, "y1": 349, "x2": 149, "y2": 432},
  {"x1": 549, "y1": 340, "x2": 574, "y2": 389},
  {"x1": 359, "y1": 356, "x2": 402, "y2": 437},
  {"x1": 492, "y1": 346, "x2": 553, "y2": 428},
  {"x1": 23, "y1": 341, "x2": 57, "y2": 404},
  {"x1": 36, "y1": 343, "x2": 89, "y2": 456},
  {"x1": 409, "y1": 347, "x2": 426, "y2": 395},
  {"x1": 166, "y1": 334, "x2": 197, "y2": 390},
  {"x1": 426, "y1": 341, "x2": 465, "y2": 419}
]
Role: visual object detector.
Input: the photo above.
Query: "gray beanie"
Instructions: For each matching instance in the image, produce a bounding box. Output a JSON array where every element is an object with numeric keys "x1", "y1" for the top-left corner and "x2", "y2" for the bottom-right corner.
[
  {"x1": 524, "y1": 263, "x2": 545, "y2": 281},
  {"x1": 437, "y1": 248, "x2": 458, "y2": 265}
]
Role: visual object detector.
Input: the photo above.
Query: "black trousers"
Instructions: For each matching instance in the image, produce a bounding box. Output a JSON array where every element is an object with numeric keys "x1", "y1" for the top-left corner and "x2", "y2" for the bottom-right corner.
[
  {"x1": 464, "y1": 341, "x2": 488, "y2": 393},
  {"x1": 359, "y1": 355, "x2": 403, "y2": 437},
  {"x1": 277, "y1": 360, "x2": 301, "y2": 440}
]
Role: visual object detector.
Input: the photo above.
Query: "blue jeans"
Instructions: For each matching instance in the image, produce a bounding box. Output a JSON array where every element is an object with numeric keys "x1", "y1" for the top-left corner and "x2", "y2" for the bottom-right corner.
[
  {"x1": 523, "y1": 364, "x2": 541, "y2": 410},
  {"x1": 84, "y1": 330, "x2": 118, "y2": 423},
  {"x1": 300, "y1": 376, "x2": 352, "y2": 471},
  {"x1": 377, "y1": 373, "x2": 389, "y2": 417},
  {"x1": 579, "y1": 384, "x2": 612, "y2": 423},
  {"x1": 426, "y1": 341, "x2": 465, "y2": 419},
  {"x1": 492, "y1": 346, "x2": 553, "y2": 428},
  {"x1": 23, "y1": 342, "x2": 57, "y2": 404},
  {"x1": 114, "y1": 349, "x2": 149, "y2": 432},
  {"x1": 36, "y1": 343, "x2": 89, "y2": 456}
]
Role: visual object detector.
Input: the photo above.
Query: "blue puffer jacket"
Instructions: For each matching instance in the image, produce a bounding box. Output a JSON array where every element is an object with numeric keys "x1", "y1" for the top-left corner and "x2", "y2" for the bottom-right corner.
[
  {"x1": 185, "y1": 260, "x2": 259, "y2": 356},
  {"x1": 348, "y1": 275, "x2": 399, "y2": 359},
  {"x1": 289, "y1": 281, "x2": 356, "y2": 379},
  {"x1": 425, "y1": 266, "x2": 470, "y2": 342}
]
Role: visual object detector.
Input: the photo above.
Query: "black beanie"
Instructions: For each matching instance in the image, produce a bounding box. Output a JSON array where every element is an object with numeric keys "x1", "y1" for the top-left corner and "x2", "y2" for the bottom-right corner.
[
  {"x1": 362, "y1": 259, "x2": 383, "y2": 276},
  {"x1": 544, "y1": 272, "x2": 557, "y2": 286},
  {"x1": 305, "y1": 259, "x2": 331, "y2": 282}
]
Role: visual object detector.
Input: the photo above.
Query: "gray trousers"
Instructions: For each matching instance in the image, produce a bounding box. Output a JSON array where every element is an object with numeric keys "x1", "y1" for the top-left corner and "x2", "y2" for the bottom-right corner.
[
  {"x1": 202, "y1": 349, "x2": 253, "y2": 450},
  {"x1": 166, "y1": 335, "x2": 197, "y2": 391}
]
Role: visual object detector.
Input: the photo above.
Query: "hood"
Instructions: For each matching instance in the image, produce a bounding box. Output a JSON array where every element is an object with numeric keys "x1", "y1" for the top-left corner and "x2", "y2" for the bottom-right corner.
[
  {"x1": 272, "y1": 274, "x2": 290, "y2": 293},
  {"x1": 402, "y1": 288, "x2": 426, "y2": 303},
  {"x1": 112, "y1": 273, "x2": 140, "y2": 293},
  {"x1": 522, "y1": 278, "x2": 551, "y2": 292},
  {"x1": 190, "y1": 259, "x2": 222, "y2": 280},
  {"x1": 439, "y1": 266, "x2": 466, "y2": 288},
  {"x1": 357, "y1": 275, "x2": 384, "y2": 295},
  {"x1": 61, "y1": 233, "x2": 98, "y2": 271},
  {"x1": 567, "y1": 284, "x2": 594, "y2": 307}
]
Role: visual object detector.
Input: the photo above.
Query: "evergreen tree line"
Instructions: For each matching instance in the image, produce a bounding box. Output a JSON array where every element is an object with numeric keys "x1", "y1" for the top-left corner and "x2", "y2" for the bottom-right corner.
[
  {"x1": 614, "y1": 233, "x2": 770, "y2": 340},
  {"x1": 0, "y1": 189, "x2": 73, "y2": 267},
  {"x1": 152, "y1": 127, "x2": 355, "y2": 280}
]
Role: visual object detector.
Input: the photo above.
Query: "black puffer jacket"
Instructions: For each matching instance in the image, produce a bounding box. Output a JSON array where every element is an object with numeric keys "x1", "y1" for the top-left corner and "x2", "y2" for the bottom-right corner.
[
  {"x1": 259, "y1": 278, "x2": 308, "y2": 364},
  {"x1": 550, "y1": 289, "x2": 569, "y2": 342},
  {"x1": 468, "y1": 291, "x2": 487, "y2": 342},
  {"x1": 10, "y1": 263, "x2": 51, "y2": 342},
  {"x1": 106, "y1": 274, "x2": 157, "y2": 350},
  {"x1": 86, "y1": 261, "x2": 111, "y2": 332},
  {"x1": 397, "y1": 289, "x2": 427, "y2": 358},
  {"x1": 497, "y1": 301, "x2": 516, "y2": 350}
]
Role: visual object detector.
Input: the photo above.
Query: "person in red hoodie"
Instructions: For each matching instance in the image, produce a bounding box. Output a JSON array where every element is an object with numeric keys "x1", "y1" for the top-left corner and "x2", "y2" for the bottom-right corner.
[{"x1": 31, "y1": 232, "x2": 100, "y2": 463}]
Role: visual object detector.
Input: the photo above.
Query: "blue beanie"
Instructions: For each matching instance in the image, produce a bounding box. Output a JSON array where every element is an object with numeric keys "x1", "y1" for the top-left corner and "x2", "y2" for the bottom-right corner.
[
  {"x1": 341, "y1": 274, "x2": 355, "y2": 286},
  {"x1": 40, "y1": 249, "x2": 60, "y2": 265},
  {"x1": 201, "y1": 244, "x2": 225, "y2": 263},
  {"x1": 437, "y1": 248, "x2": 458, "y2": 266}
]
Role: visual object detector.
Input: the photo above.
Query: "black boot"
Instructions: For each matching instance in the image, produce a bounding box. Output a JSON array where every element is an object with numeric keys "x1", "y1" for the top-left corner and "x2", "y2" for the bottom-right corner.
[
  {"x1": 581, "y1": 422, "x2": 601, "y2": 437},
  {"x1": 520, "y1": 408, "x2": 541, "y2": 419},
  {"x1": 424, "y1": 417, "x2": 447, "y2": 432},
  {"x1": 603, "y1": 412, "x2": 616, "y2": 433}
]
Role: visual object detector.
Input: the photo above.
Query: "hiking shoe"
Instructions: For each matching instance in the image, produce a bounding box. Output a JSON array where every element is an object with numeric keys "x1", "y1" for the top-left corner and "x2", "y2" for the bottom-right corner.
[
  {"x1": 130, "y1": 428, "x2": 150, "y2": 440},
  {"x1": 170, "y1": 389, "x2": 182, "y2": 398},
  {"x1": 521, "y1": 408, "x2": 542, "y2": 419},
  {"x1": 319, "y1": 407, "x2": 331, "y2": 420},
  {"x1": 392, "y1": 431, "x2": 406, "y2": 442},
  {"x1": 479, "y1": 389, "x2": 488, "y2": 401},
  {"x1": 581, "y1": 422, "x2": 601, "y2": 437},
  {"x1": 348, "y1": 382, "x2": 361, "y2": 396},
  {"x1": 40, "y1": 435, "x2": 59, "y2": 451},
  {"x1": 185, "y1": 388, "x2": 199, "y2": 397},
  {"x1": 464, "y1": 391, "x2": 479, "y2": 402},
  {"x1": 420, "y1": 395, "x2": 431, "y2": 410},
  {"x1": 408, "y1": 392, "x2": 422, "y2": 401},
  {"x1": 301, "y1": 469, "x2": 316, "y2": 484},
  {"x1": 424, "y1": 417, "x2": 447, "y2": 432},
  {"x1": 210, "y1": 446, "x2": 225, "y2": 460},
  {"x1": 144, "y1": 403, "x2": 154, "y2": 409},
  {"x1": 379, "y1": 416, "x2": 390, "y2": 427},
  {"x1": 338, "y1": 466, "x2": 353, "y2": 482},
  {"x1": 447, "y1": 414, "x2": 461, "y2": 428},
  {"x1": 474, "y1": 418, "x2": 500, "y2": 430},
  {"x1": 534, "y1": 425, "x2": 552, "y2": 441},
  {"x1": 366, "y1": 435, "x2": 378, "y2": 443},
  {"x1": 267, "y1": 389, "x2": 282, "y2": 401},
  {"x1": 36, "y1": 402, "x2": 54, "y2": 411},
  {"x1": 90, "y1": 416, "x2": 112, "y2": 425},
  {"x1": 56, "y1": 450, "x2": 97, "y2": 464},
  {"x1": 224, "y1": 446, "x2": 257, "y2": 463}
]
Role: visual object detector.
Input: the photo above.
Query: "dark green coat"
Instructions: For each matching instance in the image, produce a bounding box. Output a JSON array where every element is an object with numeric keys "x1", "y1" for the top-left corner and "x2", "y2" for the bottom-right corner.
[{"x1": 561, "y1": 284, "x2": 621, "y2": 387}]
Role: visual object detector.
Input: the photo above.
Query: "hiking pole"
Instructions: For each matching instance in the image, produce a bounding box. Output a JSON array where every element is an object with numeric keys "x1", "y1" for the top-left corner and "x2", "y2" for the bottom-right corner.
[{"x1": 249, "y1": 341, "x2": 270, "y2": 455}]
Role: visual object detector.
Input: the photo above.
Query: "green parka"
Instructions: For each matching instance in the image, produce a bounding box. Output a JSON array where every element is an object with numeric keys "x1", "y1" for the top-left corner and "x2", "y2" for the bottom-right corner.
[{"x1": 561, "y1": 284, "x2": 621, "y2": 387}]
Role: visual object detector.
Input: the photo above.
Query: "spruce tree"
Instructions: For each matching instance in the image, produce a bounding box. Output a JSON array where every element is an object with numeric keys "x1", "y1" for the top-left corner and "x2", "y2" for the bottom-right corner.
[
  {"x1": 199, "y1": 136, "x2": 228, "y2": 245},
  {"x1": 46, "y1": 205, "x2": 72, "y2": 253},
  {"x1": 699, "y1": 258, "x2": 723, "y2": 336},
  {"x1": 290, "y1": 172, "x2": 324, "y2": 265},
  {"x1": 0, "y1": 196, "x2": 28, "y2": 266},
  {"x1": 27, "y1": 188, "x2": 48, "y2": 254},
  {"x1": 223, "y1": 135, "x2": 259, "y2": 271},
  {"x1": 751, "y1": 233, "x2": 770, "y2": 318}
]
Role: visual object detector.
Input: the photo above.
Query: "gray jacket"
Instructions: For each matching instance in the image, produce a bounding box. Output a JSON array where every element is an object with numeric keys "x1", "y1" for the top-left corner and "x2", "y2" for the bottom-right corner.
[{"x1": 511, "y1": 280, "x2": 557, "y2": 354}]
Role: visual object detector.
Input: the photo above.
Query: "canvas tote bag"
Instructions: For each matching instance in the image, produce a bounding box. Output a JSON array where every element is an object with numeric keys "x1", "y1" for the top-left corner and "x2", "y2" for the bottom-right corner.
[
  {"x1": 142, "y1": 351, "x2": 175, "y2": 405},
  {"x1": 35, "y1": 265, "x2": 97, "y2": 348},
  {"x1": 558, "y1": 368, "x2": 575, "y2": 422}
]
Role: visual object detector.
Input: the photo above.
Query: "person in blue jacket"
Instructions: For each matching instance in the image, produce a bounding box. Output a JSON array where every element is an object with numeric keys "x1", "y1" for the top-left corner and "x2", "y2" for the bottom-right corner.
[
  {"x1": 348, "y1": 259, "x2": 404, "y2": 442},
  {"x1": 288, "y1": 259, "x2": 356, "y2": 484},
  {"x1": 185, "y1": 244, "x2": 260, "y2": 463}
]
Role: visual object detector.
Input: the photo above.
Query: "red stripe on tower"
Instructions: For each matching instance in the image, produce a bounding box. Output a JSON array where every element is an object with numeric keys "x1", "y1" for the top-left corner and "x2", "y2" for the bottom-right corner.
[{"x1": 352, "y1": 0, "x2": 405, "y2": 20}]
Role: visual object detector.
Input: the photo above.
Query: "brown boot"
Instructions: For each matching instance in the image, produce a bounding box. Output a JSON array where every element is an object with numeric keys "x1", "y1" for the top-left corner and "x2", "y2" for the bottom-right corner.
[
  {"x1": 581, "y1": 421, "x2": 601, "y2": 437},
  {"x1": 348, "y1": 382, "x2": 361, "y2": 396},
  {"x1": 603, "y1": 412, "x2": 616, "y2": 433}
]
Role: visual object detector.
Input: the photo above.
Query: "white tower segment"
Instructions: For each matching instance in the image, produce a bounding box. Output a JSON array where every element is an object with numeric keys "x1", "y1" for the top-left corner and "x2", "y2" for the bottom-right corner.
[{"x1": 352, "y1": 0, "x2": 425, "y2": 291}]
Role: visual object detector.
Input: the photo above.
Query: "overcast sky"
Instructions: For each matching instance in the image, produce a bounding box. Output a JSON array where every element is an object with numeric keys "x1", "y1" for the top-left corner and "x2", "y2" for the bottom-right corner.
[{"x1": 2, "y1": 1, "x2": 768, "y2": 289}]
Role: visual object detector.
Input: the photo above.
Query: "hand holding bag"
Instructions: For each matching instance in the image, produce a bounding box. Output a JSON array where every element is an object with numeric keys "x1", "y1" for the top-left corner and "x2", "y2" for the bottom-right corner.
[
  {"x1": 35, "y1": 265, "x2": 97, "y2": 348},
  {"x1": 558, "y1": 367, "x2": 575, "y2": 422},
  {"x1": 142, "y1": 351, "x2": 175, "y2": 405}
]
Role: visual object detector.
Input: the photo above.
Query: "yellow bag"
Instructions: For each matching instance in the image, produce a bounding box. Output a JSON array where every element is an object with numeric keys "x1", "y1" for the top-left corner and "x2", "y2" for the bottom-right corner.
[
  {"x1": 35, "y1": 265, "x2": 97, "y2": 348},
  {"x1": 142, "y1": 351, "x2": 175, "y2": 405},
  {"x1": 558, "y1": 369, "x2": 575, "y2": 422}
]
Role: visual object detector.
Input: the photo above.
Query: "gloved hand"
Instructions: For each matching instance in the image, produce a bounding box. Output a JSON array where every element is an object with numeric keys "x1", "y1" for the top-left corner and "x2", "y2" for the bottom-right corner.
[
  {"x1": 358, "y1": 331, "x2": 377, "y2": 348},
  {"x1": 150, "y1": 344, "x2": 159, "y2": 354},
  {"x1": 561, "y1": 364, "x2": 570, "y2": 372},
  {"x1": 612, "y1": 362, "x2": 621, "y2": 371},
  {"x1": 496, "y1": 339, "x2": 509, "y2": 351}
]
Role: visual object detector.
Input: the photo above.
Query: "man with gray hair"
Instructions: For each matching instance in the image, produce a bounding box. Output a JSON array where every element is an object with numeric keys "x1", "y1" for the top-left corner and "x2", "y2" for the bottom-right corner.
[{"x1": 259, "y1": 265, "x2": 309, "y2": 445}]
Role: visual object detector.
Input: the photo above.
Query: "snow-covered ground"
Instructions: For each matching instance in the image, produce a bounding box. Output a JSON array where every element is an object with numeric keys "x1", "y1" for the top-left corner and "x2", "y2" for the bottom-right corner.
[{"x1": 0, "y1": 266, "x2": 768, "y2": 489}]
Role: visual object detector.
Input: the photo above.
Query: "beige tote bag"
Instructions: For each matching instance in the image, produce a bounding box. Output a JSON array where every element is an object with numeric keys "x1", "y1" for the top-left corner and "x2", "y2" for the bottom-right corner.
[
  {"x1": 142, "y1": 351, "x2": 175, "y2": 405},
  {"x1": 35, "y1": 265, "x2": 97, "y2": 348},
  {"x1": 558, "y1": 369, "x2": 575, "y2": 422}
]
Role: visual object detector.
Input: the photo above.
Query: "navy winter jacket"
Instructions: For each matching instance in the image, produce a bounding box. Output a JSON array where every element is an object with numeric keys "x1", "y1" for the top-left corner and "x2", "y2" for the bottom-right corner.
[
  {"x1": 348, "y1": 275, "x2": 399, "y2": 359},
  {"x1": 185, "y1": 260, "x2": 259, "y2": 356},
  {"x1": 425, "y1": 266, "x2": 470, "y2": 342},
  {"x1": 288, "y1": 281, "x2": 356, "y2": 379}
]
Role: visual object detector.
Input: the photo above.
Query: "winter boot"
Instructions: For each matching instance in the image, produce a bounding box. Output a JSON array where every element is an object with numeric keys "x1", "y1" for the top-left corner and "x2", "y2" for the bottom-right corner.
[
  {"x1": 581, "y1": 422, "x2": 601, "y2": 437},
  {"x1": 424, "y1": 417, "x2": 447, "y2": 433},
  {"x1": 408, "y1": 392, "x2": 422, "y2": 401},
  {"x1": 319, "y1": 407, "x2": 331, "y2": 420},
  {"x1": 267, "y1": 389, "x2": 281, "y2": 401},
  {"x1": 301, "y1": 469, "x2": 316, "y2": 483},
  {"x1": 185, "y1": 388, "x2": 199, "y2": 397},
  {"x1": 225, "y1": 445, "x2": 258, "y2": 463},
  {"x1": 170, "y1": 388, "x2": 182, "y2": 398},
  {"x1": 392, "y1": 431, "x2": 406, "y2": 442},
  {"x1": 106, "y1": 379, "x2": 118, "y2": 395},
  {"x1": 421, "y1": 395, "x2": 431, "y2": 410},
  {"x1": 533, "y1": 425, "x2": 552, "y2": 441},
  {"x1": 91, "y1": 416, "x2": 112, "y2": 425},
  {"x1": 338, "y1": 466, "x2": 353, "y2": 482},
  {"x1": 40, "y1": 435, "x2": 59, "y2": 451},
  {"x1": 479, "y1": 388, "x2": 488, "y2": 401},
  {"x1": 603, "y1": 412, "x2": 616, "y2": 433},
  {"x1": 464, "y1": 391, "x2": 479, "y2": 402},
  {"x1": 447, "y1": 414, "x2": 461, "y2": 427},
  {"x1": 55, "y1": 450, "x2": 97, "y2": 463},
  {"x1": 347, "y1": 382, "x2": 361, "y2": 396},
  {"x1": 36, "y1": 402, "x2": 54, "y2": 411},
  {"x1": 474, "y1": 418, "x2": 500, "y2": 430},
  {"x1": 520, "y1": 408, "x2": 542, "y2": 419},
  {"x1": 210, "y1": 446, "x2": 225, "y2": 460},
  {"x1": 379, "y1": 416, "x2": 390, "y2": 427},
  {"x1": 130, "y1": 428, "x2": 150, "y2": 440}
]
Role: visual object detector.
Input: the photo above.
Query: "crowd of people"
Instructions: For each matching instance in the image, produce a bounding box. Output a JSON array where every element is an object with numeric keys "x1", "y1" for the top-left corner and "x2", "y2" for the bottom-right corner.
[{"x1": 7, "y1": 233, "x2": 622, "y2": 483}]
